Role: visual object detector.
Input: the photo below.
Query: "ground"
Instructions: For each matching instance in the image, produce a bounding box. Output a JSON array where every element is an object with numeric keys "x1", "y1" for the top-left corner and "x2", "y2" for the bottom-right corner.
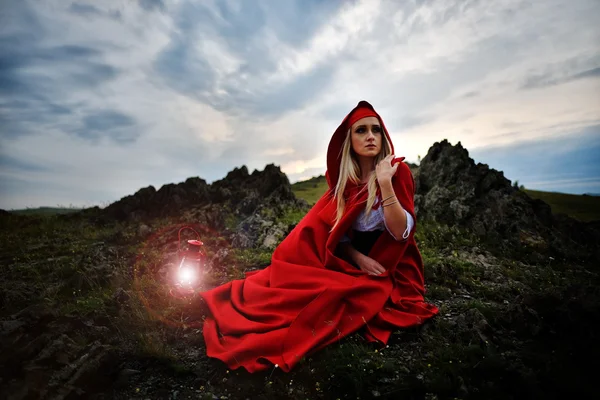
[{"x1": 1, "y1": 185, "x2": 598, "y2": 399}]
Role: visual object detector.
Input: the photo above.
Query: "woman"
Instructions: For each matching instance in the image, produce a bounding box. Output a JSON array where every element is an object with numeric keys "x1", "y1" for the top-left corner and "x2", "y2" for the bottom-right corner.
[{"x1": 200, "y1": 101, "x2": 438, "y2": 373}]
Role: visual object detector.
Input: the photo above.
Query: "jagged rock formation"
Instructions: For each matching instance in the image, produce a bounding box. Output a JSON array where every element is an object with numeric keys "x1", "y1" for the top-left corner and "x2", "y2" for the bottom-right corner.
[
  {"x1": 101, "y1": 164, "x2": 304, "y2": 220},
  {"x1": 414, "y1": 140, "x2": 600, "y2": 262},
  {"x1": 101, "y1": 177, "x2": 211, "y2": 221},
  {"x1": 95, "y1": 164, "x2": 308, "y2": 250}
]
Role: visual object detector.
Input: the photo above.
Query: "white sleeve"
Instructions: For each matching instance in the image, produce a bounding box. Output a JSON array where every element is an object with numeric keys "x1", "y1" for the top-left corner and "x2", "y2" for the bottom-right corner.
[
  {"x1": 383, "y1": 209, "x2": 414, "y2": 241},
  {"x1": 403, "y1": 210, "x2": 414, "y2": 240}
]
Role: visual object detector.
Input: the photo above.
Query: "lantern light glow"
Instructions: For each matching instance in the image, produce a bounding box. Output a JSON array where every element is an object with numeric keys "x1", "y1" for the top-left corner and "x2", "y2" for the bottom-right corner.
[
  {"x1": 178, "y1": 264, "x2": 196, "y2": 284},
  {"x1": 170, "y1": 226, "x2": 206, "y2": 298}
]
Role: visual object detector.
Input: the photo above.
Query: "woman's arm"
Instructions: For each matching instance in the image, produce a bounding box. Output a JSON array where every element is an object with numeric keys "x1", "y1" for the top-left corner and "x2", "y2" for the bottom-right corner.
[
  {"x1": 338, "y1": 241, "x2": 361, "y2": 264},
  {"x1": 376, "y1": 155, "x2": 414, "y2": 240},
  {"x1": 338, "y1": 242, "x2": 386, "y2": 275},
  {"x1": 379, "y1": 179, "x2": 408, "y2": 240}
]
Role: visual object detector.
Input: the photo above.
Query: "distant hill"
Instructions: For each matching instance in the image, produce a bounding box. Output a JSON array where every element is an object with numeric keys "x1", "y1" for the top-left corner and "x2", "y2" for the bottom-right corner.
[
  {"x1": 292, "y1": 174, "x2": 600, "y2": 222},
  {"x1": 524, "y1": 189, "x2": 600, "y2": 222},
  {"x1": 290, "y1": 175, "x2": 328, "y2": 205},
  {"x1": 9, "y1": 207, "x2": 82, "y2": 216}
]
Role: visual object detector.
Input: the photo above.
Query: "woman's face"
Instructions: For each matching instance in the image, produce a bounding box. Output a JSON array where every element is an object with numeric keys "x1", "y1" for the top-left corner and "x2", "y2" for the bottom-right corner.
[{"x1": 350, "y1": 116, "x2": 382, "y2": 159}]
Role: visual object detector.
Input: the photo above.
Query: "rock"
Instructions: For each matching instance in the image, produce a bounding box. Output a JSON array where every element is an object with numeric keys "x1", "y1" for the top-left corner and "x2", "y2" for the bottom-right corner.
[
  {"x1": 97, "y1": 165, "x2": 308, "y2": 248},
  {"x1": 210, "y1": 248, "x2": 230, "y2": 268},
  {"x1": 139, "y1": 224, "x2": 151, "y2": 237},
  {"x1": 415, "y1": 139, "x2": 600, "y2": 262},
  {"x1": 103, "y1": 177, "x2": 210, "y2": 221},
  {"x1": 233, "y1": 212, "x2": 294, "y2": 250},
  {"x1": 0, "y1": 320, "x2": 25, "y2": 336}
]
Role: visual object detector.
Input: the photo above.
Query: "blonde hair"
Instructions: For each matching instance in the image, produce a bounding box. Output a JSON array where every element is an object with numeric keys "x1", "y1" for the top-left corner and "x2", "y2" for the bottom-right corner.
[{"x1": 331, "y1": 126, "x2": 392, "y2": 230}]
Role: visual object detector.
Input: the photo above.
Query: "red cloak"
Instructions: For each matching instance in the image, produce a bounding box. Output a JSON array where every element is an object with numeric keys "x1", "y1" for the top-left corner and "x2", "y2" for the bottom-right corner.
[{"x1": 200, "y1": 101, "x2": 439, "y2": 373}]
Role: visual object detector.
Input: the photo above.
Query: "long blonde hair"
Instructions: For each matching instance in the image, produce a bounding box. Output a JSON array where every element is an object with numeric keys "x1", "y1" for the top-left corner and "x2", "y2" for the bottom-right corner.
[{"x1": 331, "y1": 127, "x2": 392, "y2": 230}]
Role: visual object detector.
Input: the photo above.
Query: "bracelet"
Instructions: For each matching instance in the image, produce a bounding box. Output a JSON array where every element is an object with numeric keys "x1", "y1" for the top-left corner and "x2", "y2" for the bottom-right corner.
[
  {"x1": 382, "y1": 199, "x2": 399, "y2": 207},
  {"x1": 381, "y1": 194, "x2": 395, "y2": 204}
]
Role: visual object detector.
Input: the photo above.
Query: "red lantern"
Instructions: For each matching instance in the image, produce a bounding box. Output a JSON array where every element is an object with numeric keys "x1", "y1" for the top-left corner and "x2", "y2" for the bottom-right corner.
[{"x1": 172, "y1": 226, "x2": 206, "y2": 297}]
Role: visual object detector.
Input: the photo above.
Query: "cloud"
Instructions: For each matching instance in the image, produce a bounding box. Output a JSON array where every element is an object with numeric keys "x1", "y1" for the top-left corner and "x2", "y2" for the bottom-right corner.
[
  {"x1": 0, "y1": 154, "x2": 48, "y2": 172},
  {"x1": 152, "y1": 0, "x2": 346, "y2": 116},
  {"x1": 139, "y1": 0, "x2": 166, "y2": 13},
  {"x1": 77, "y1": 110, "x2": 138, "y2": 144},
  {"x1": 0, "y1": 3, "x2": 122, "y2": 142},
  {"x1": 522, "y1": 65, "x2": 600, "y2": 90},
  {"x1": 1, "y1": 0, "x2": 600, "y2": 209},
  {"x1": 69, "y1": 3, "x2": 103, "y2": 17},
  {"x1": 470, "y1": 124, "x2": 600, "y2": 193}
]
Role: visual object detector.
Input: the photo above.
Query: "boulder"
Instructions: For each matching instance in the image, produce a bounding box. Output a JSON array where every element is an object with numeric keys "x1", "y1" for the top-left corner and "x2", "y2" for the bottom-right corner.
[{"x1": 414, "y1": 139, "x2": 600, "y2": 262}]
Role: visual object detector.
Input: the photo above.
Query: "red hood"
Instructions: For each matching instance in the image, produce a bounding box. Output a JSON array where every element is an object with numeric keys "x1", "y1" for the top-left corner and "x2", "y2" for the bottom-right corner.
[{"x1": 326, "y1": 100, "x2": 396, "y2": 190}]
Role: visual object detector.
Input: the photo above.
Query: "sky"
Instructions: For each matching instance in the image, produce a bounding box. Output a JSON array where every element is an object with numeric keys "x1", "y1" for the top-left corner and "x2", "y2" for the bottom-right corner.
[{"x1": 1, "y1": 0, "x2": 599, "y2": 210}]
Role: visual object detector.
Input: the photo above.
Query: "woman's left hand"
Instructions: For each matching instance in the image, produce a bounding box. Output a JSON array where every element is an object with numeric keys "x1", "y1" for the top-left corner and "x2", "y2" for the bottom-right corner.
[{"x1": 376, "y1": 154, "x2": 398, "y2": 184}]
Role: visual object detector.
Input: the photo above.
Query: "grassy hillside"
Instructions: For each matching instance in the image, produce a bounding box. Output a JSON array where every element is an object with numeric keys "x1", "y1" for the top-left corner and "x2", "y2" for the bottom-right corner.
[
  {"x1": 290, "y1": 175, "x2": 328, "y2": 205},
  {"x1": 524, "y1": 189, "x2": 600, "y2": 222},
  {"x1": 291, "y1": 175, "x2": 600, "y2": 222},
  {"x1": 2, "y1": 178, "x2": 598, "y2": 399},
  {"x1": 9, "y1": 207, "x2": 83, "y2": 216}
]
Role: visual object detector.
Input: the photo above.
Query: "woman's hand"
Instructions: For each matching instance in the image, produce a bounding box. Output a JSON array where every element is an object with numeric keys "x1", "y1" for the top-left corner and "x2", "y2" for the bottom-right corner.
[
  {"x1": 376, "y1": 154, "x2": 398, "y2": 184},
  {"x1": 355, "y1": 253, "x2": 386, "y2": 275}
]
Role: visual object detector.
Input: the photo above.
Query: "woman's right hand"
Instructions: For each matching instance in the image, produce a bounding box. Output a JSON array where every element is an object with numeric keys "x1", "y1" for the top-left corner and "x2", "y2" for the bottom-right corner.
[{"x1": 355, "y1": 253, "x2": 386, "y2": 275}]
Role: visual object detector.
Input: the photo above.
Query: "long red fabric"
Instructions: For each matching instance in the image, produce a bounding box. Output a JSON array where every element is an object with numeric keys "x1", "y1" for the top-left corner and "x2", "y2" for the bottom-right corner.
[{"x1": 200, "y1": 101, "x2": 439, "y2": 373}]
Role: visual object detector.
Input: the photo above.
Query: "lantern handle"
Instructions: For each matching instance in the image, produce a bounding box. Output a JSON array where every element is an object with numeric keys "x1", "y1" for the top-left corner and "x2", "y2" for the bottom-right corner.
[{"x1": 178, "y1": 226, "x2": 202, "y2": 253}]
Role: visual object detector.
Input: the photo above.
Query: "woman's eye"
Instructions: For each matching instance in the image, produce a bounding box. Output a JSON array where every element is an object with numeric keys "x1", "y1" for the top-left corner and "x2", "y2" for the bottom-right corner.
[
  {"x1": 373, "y1": 126, "x2": 381, "y2": 132},
  {"x1": 356, "y1": 127, "x2": 365, "y2": 133}
]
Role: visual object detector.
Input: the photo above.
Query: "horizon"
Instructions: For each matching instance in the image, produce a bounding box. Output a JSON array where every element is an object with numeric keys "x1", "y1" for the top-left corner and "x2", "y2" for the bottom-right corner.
[
  {"x1": 5, "y1": 151, "x2": 600, "y2": 211},
  {"x1": 1, "y1": 0, "x2": 599, "y2": 210}
]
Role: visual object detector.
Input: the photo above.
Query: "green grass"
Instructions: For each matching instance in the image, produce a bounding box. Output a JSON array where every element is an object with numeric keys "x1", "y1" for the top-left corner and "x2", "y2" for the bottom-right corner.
[
  {"x1": 2, "y1": 177, "x2": 599, "y2": 399},
  {"x1": 524, "y1": 189, "x2": 600, "y2": 222},
  {"x1": 291, "y1": 175, "x2": 328, "y2": 205}
]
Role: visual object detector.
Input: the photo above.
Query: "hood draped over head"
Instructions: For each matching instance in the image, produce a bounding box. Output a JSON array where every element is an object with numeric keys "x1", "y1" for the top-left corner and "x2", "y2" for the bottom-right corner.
[{"x1": 326, "y1": 100, "x2": 395, "y2": 190}]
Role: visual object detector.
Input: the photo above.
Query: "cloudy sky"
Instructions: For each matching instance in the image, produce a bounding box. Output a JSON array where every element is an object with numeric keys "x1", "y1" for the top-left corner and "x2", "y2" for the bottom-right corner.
[{"x1": 1, "y1": 0, "x2": 599, "y2": 210}]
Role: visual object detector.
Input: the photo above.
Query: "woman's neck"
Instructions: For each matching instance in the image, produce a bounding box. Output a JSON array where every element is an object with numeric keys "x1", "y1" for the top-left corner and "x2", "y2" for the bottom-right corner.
[{"x1": 358, "y1": 158, "x2": 375, "y2": 183}]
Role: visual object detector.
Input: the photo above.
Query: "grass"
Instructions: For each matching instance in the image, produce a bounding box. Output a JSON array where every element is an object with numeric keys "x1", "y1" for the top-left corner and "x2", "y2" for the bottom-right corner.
[
  {"x1": 2, "y1": 179, "x2": 599, "y2": 399},
  {"x1": 524, "y1": 189, "x2": 600, "y2": 222},
  {"x1": 290, "y1": 175, "x2": 328, "y2": 205}
]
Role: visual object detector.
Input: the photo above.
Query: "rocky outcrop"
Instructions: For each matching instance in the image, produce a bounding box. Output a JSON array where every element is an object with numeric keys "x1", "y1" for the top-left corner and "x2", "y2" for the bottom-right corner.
[
  {"x1": 102, "y1": 177, "x2": 211, "y2": 221},
  {"x1": 96, "y1": 164, "x2": 308, "y2": 250},
  {"x1": 101, "y1": 164, "x2": 305, "y2": 218},
  {"x1": 211, "y1": 164, "x2": 298, "y2": 209},
  {"x1": 414, "y1": 140, "x2": 600, "y2": 262}
]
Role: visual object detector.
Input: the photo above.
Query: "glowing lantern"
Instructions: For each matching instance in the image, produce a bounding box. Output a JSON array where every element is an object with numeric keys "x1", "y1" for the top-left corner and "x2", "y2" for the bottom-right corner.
[{"x1": 172, "y1": 226, "x2": 205, "y2": 297}]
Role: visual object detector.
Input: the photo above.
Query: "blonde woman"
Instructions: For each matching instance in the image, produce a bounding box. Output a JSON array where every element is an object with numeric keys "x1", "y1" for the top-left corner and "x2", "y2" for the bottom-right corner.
[{"x1": 199, "y1": 101, "x2": 438, "y2": 373}]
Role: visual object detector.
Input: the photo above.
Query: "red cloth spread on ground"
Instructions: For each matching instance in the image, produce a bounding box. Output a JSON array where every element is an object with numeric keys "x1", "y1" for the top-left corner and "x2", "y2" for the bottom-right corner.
[{"x1": 200, "y1": 101, "x2": 439, "y2": 373}]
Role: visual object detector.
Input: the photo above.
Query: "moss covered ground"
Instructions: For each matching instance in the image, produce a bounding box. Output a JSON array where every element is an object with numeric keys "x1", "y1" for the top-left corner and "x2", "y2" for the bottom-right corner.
[{"x1": 1, "y1": 188, "x2": 598, "y2": 399}]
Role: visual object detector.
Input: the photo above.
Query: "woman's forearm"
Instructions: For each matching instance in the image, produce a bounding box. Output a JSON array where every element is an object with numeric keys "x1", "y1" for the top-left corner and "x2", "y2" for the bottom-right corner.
[
  {"x1": 338, "y1": 242, "x2": 363, "y2": 264},
  {"x1": 379, "y1": 179, "x2": 407, "y2": 239}
]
